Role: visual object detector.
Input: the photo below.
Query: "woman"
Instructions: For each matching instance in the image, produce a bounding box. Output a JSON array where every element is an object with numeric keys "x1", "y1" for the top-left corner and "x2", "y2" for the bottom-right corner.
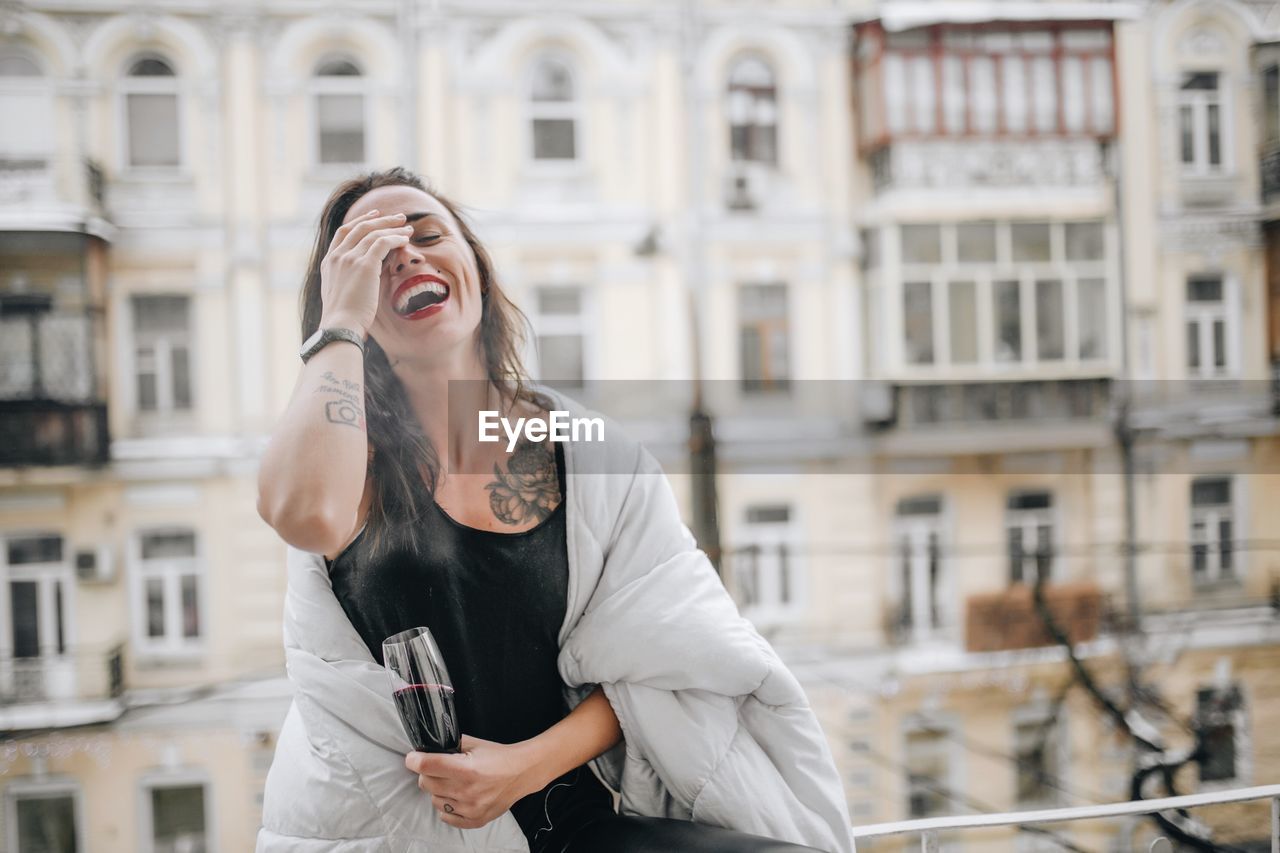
[{"x1": 255, "y1": 166, "x2": 854, "y2": 853}]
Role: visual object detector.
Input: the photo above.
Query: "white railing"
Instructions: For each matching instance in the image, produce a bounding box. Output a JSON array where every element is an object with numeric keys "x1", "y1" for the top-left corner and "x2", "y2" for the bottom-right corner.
[{"x1": 851, "y1": 783, "x2": 1280, "y2": 852}]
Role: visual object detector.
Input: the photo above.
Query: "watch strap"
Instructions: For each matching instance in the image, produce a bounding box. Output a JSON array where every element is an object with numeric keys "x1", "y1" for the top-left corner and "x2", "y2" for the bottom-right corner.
[{"x1": 300, "y1": 327, "x2": 365, "y2": 364}]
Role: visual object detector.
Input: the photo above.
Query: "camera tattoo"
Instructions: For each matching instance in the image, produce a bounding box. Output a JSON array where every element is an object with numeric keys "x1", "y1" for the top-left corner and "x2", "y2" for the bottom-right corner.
[
  {"x1": 485, "y1": 438, "x2": 560, "y2": 526},
  {"x1": 315, "y1": 370, "x2": 365, "y2": 431}
]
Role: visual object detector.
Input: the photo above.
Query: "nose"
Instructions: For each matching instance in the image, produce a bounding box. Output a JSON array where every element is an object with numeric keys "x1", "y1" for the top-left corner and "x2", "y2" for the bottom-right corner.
[{"x1": 385, "y1": 240, "x2": 427, "y2": 274}]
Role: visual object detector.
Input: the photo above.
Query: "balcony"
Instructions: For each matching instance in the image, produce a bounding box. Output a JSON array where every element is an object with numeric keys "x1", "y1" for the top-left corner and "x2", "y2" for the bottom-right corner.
[
  {"x1": 0, "y1": 236, "x2": 110, "y2": 467},
  {"x1": 965, "y1": 583, "x2": 1103, "y2": 654},
  {"x1": 852, "y1": 21, "x2": 1118, "y2": 197},
  {"x1": 0, "y1": 644, "x2": 125, "y2": 731},
  {"x1": 0, "y1": 400, "x2": 109, "y2": 467}
]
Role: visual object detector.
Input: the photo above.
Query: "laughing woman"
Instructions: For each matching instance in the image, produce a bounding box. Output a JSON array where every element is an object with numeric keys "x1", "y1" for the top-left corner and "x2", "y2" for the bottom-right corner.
[{"x1": 254, "y1": 166, "x2": 854, "y2": 853}]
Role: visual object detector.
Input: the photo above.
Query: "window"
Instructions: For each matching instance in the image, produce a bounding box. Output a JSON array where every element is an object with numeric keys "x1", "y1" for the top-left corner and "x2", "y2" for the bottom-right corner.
[
  {"x1": 1007, "y1": 492, "x2": 1054, "y2": 586},
  {"x1": 2, "y1": 533, "x2": 72, "y2": 702},
  {"x1": 122, "y1": 55, "x2": 180, "y2": 168},
  {"x1": 145, "y1": 782, "x2": 207, "y2": 853},
  {"x1": 313, "y1": 57, "x2": 365, "y2": 166},
  {"x1": 135, "y1": 530, "x2": 202, "y2": 653},
  {"x1": 1190, "y1": 477, "x2": 1234, "y2": 585},
  {"x1": 1185, "y1": 275, "x2": 1233, "y2": 378},
  {"x1": 1196, "y1": 685, "x2": 1244, "y2": 785},
  {"x1": 531, "y1": 285, "x2": 587, "y2": 388},
  {"x1": 1014, "y1": 711, "x2": 1065, "y2": 807},
  {"x1": 1179, "y1": 71, "x2": 1224, "y2": 174},
  {"x1": 893, "y1": 496, "x2": 944, "y2": 643},
  {"x1": 895, "y1": 220, "x2": 1111, "y2": 371},
  {"x1": 732, "y1": 505, "x2": 797, "y2": 621},
  {"x1": 0, "y1": 50, "x2": 53, "y2": 168},
  {"x1": 727, "y1": 54, "x2": 778, "y2": 165},
  {"x1": 132, "y1": 295, "x2": 193, "y2": 415},
  {"x1": 905, "y1": 725, "x2": 952, "y2": 818},
  {"x1": 739, "y1": 283, "x2": 790, "y2": 392},
  {"x1": 7, "y1": 786, "x2": 80, "y2": 852},
  {"x1": 529, "y1": 57, "x2": 578, "y2": 161},
  {"x1": 854, "y1": 23, "x2": 1115, "y2": 148}
]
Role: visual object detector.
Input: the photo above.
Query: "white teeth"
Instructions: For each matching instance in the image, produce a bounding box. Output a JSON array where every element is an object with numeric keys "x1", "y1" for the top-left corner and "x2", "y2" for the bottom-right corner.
[{"x1": 394, "y1": 280, "x2": 448, "y2": 314}]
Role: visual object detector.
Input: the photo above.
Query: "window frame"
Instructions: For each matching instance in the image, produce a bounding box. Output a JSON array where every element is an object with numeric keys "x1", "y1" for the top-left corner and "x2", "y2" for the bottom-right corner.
[
  {"x1": 1194, "y1": 682, "x2": 1250, "y2": 789},
  {"x1": 1012, "y1": 703, "x2": 1069, "y2": 809},
  {"x1": 1188, "y1": 475, "x2": 1239, "y2": 587},
  {"x1": 138, "y1": 770, "x2": 215, "y2": 853},
  {"x1": 890, "y1": 220, "x2": 1114, "y2": 375},
  {"x1": 5, "y1": 777, "x2": 86, "y2": 853},
  {"x1": 725, "y1": 51, "x2": 780, "y2": 167},
  {"x1": 1006, "y1": 491, "x2": 1057, "y2": 587},
  {"x1": 0, "y1": 530, "x2": 76, "y2": 703},
  {"x1": 737, "y1": 281, "x2": 792, "y2": 394},
  {"x1": 524, "y1": 52, "x2": 583, "y2": 167},
  {"x1": 129, "y1": 293, "x2": 196, "y2": 421},
  {"x1": 0, "y1": 46, "x2": 54, "y2": 167},
  {"x1": 129, "y1": 527, "x2": 207, "y2": 660},
  {"x1": 731, "y1": 502, "x2": 804, "y2": 627},
  {"x1": 306, "y1": 54, "x2": 371, "y2": 173},
  {"x1": 1177, "y1": 69, "x2": 1230, "y2": 176},
  {"x1": 901, "y1": 715, "x2": 962, "y2": 820},
  {"x1": 891, "y1": 495, "x2": 951, "y2": 645},
  {"x1": 116, "y1": 52, "x2": 186, "y2": 174},
  {"x1": 1184, "y1": 273, "x2": 1238, "y2": 379},
  {"x1": 529, "y1": 283, "x2": 595, "y2": 391}
]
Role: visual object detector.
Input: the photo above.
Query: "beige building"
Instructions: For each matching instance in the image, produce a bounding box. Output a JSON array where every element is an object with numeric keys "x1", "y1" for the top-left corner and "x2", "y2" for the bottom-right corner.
[{"x1": 0, "y1": 0, "x2": 1276, "y2": 850}]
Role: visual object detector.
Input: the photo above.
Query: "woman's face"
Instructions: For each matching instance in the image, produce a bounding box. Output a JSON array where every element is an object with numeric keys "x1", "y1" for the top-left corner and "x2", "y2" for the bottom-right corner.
[{"x1": 341, "y1": 185, "x2": 484, "y2": 366}]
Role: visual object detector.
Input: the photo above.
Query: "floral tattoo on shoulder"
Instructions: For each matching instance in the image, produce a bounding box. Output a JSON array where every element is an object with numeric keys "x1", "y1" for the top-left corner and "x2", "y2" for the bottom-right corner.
[{"x1": 485, "y1": 438, "x2": 560, "y2": 526}]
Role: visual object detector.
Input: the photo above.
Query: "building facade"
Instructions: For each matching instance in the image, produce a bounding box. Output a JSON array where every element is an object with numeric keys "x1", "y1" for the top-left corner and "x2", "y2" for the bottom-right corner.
[{"x1": 0, "y1": 0, "x2": 1276, "y2": 850}]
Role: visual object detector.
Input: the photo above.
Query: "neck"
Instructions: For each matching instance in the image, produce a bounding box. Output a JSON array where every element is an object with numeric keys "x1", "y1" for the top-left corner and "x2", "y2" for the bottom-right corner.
[{"x1": 391, "y1": 340, "x2": 506, "y2": 474}]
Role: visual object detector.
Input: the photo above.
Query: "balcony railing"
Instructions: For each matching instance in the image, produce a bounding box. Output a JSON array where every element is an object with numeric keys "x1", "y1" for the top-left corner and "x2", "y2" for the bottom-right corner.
[
  {"x1": 892, "y1": 379, "x2": 1112, "y2": 429},
  {"x1": 0, "y1": 644, "x2": 123, "y2": 706},
  {"x1": 851, "y1": 783, "x2": 1280, "y2": 852},
  {"x1": 0, "y1": 400, "x2": 109, "y2": 467}
]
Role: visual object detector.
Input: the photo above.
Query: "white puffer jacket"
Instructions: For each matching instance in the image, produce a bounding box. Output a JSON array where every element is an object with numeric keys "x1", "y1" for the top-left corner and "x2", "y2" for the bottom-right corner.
[{"x1": 256, "y1": 390, "x2": 856, "y2": 853}]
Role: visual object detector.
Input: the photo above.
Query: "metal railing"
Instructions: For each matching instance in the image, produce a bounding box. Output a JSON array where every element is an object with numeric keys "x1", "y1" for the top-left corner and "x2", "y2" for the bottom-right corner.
[
  {"x1": 850, "y1": 784, "x2": 1280, "y2": 852},
  {"x1": 0, "y1": 644, "x2": 124, "y2": 706}
]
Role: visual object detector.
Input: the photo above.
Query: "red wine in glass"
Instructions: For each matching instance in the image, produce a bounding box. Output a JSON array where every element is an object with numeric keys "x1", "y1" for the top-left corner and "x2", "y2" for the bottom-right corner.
[{"x1": 383, "y1": 627, "x2": 460, "y2": 754}]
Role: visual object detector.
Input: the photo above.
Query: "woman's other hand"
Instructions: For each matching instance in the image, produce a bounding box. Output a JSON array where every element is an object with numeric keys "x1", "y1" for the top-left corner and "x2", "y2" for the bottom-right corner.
[
  {"x1": 405, "y1": 734, "x2": 540, "y2": 829},
  {"x1": 320, "y1": 209, "x2": 414, "y2": 336}
]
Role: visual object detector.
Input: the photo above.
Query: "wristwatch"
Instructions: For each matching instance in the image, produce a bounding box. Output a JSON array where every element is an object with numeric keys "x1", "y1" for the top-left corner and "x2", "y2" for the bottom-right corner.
[{"x1": 299, "y1": 327, "x2": 365, "y2": 364}]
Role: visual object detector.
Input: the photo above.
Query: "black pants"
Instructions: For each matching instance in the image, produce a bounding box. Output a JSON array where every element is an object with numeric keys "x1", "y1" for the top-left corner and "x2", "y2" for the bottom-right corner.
[{"x1": 553, "y1": 813, "x2": 827, "y2": 853}]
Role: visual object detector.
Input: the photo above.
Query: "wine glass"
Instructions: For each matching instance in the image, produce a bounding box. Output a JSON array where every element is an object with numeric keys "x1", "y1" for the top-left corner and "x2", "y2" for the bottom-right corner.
[{"x1": 382, "y1": 626, "x2": 460, "y2": 754}]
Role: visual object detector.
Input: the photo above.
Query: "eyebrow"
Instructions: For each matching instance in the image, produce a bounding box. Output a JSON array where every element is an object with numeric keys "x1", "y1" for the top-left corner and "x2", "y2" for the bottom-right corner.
[{"x1": 405, "y1": 212, "x2": 444, "y2": 224}]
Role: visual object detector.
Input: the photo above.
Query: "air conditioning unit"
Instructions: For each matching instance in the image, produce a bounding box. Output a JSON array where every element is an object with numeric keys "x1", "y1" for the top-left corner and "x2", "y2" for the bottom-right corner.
[
  {"x1": 724, "y1": 163, "x2": 761, "y2": 211},
  {"x1": 75, "y1": 545, "x2": 115, "y2": 584},
  {"x1": 859, "y1": 381, "x2": 895, "y2": 428}
]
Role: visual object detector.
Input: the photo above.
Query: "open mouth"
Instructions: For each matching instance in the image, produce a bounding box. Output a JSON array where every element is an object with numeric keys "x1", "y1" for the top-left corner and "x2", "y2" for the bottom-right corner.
[{"x1": 392, "y1": 276, "x2": 450, "y2": 318}]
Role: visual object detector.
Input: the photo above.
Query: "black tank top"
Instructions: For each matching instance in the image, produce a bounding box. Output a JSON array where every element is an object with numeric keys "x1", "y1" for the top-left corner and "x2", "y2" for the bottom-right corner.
[{"x1": 326, "y1": 441, "x2": 614, "y2": 850}]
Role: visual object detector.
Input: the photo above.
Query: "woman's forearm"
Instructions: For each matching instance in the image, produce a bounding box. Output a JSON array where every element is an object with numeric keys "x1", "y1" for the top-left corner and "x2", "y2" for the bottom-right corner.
[
  {"x1": 514, "y1": 686, "x2": 622, "y2": 795},
  {"x1": 257, "y1": 329, "x2": 369, "y2": 554}
]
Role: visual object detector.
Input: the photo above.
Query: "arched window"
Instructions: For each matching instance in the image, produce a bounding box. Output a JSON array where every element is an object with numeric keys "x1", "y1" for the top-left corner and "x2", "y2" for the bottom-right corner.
[
  {"x1": 727, "y1": 54, "x2": 778, "y2": 165},
  {"x1": 312, "y1": 55, "x2": 366, "y2": 166},
  {"x1": 121, "y1": 54, "x2": 181, "y2": 168},
  {"x1": 0, "y1": 49, "x2": 52, "y2": 169},
  {"x1": 529, "y1": 56, "x2": 578, "y2": 161}
]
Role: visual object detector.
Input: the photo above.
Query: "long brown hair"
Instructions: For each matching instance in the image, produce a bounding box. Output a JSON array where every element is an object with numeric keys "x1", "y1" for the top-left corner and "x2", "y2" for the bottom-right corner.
[{"x1": 300, "y1": 166, "x2": 544, "y2": 559}]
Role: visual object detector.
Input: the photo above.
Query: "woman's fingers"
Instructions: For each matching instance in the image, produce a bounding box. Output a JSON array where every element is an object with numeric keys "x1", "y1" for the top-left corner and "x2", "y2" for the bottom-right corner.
[
  {"x1": 356, "y1": 230, "x2": 413, "y2": 265},
  {"x1": 330, "y1": 212, "x2": 406, "y2": 256}
]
